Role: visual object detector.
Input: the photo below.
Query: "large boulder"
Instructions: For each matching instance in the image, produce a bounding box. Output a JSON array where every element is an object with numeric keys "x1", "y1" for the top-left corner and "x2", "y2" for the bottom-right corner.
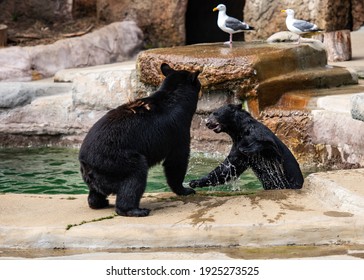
[
  {"x1": 0, "y1": 21, "x2": 143, "y2": 82},
  {"x1": 0, "y1": 82, "x2": 71, "y2": 108},
  {"x1": 351, "y1": 94, "x2": 364, "y2": 122},
  {"x1": 244, "y1": 0, "x2": 353, "y2": 41},
  {"x1": 0, "y1": 61, "x2": 140, "y2": 146},
  {"x1": 352, "y1": 0, "x2": 364, "y2": 30},
  {"x1": 96, "y1": 0, "x2": 188, "y2": 47},
  {"x1": 136, "y1": 42, "x2": 357, "y2": 116}
]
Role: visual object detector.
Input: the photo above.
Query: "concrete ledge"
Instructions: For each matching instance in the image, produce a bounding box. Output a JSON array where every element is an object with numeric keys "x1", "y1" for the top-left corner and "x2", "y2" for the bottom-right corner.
[
  {"x1": 304, "y1": 169, "x2": 364, "y2": 214},
  {"x1": 1, "y1": 169, "x2": 364, "y2": 252}
]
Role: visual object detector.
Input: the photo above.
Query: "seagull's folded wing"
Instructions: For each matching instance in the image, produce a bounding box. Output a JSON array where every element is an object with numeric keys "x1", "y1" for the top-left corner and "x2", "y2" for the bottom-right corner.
[
  {"x1": 225, "y1": 17, "x2": 249, "y2": 31},
  {"x1": 292, "y1": 19, "x2": 317, "y2": 32}
]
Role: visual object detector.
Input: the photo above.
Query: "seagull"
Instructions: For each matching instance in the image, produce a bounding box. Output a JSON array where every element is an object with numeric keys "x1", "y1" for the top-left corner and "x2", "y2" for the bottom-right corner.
[
  {"x1": 213, "y1": 4, "x2": 254, "y2": 45},
  {"x1": 281, "y1": 9, "x2": 323, "y2": 43}
]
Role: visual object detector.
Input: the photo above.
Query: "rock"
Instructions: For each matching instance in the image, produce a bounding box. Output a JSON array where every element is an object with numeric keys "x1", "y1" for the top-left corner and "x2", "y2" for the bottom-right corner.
[
  {"x1": 311, "y1": 109, "x2": 364, "y2": 167},
  {"x1": 0, "y1": 84, "x2": 32, "y2": 108},
  {"x1": 0, "y1": 61, "x2": 142, "y2": 146},
  {"x1": 96, "y1": 0, "x2": 188, "y2": 47},
  {"x1": 0, "y1": 93, "x2": 74, "y2": 135},
  {"x1": 0, "y1": 81, "x2": 71, "y2": 108},
  {"x1": 73, "y1": 0, "x2": 97, "y2": 17},
  {"x1": 352, "y1": 0, "x2": 364, "y2": 30},
  {"x1": 0, "y1": 21, "x2": 143, "y2": 82},
  {"x1": 0, "y1": 47, "x2": 32, "y2": 82},
  {"x1": 314, "y1": 30, "x2": 352, "y2": 62},
  {"x1": 266, "y1": 31, "x2": 300, "y2": 43},
  {"x1": 0, "y1": 0, "x2": 73, "y2": 22},
  {"x1": 136, "y1": 42, "x2": 357, "y2": 116},
  {"x1": 351, "y1": 94, "x2": 364, "y2": 122},
  {"x1": 69, "y1": 61, "x2": 139, "y2": 110},
  {"x1": 244, "y1": 0, "x2": 352, "y2": 41},
  {"x1": 267, "y1": 32, "x2": 326, "y2": 52},
  {"x1": 55, "y1": 60, "x2": 152, "y2": 111}
]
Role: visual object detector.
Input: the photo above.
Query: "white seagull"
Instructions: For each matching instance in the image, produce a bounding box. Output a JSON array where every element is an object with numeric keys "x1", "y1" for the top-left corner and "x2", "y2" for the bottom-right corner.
[
  {"x1": 281, "y1": 9, "x2": 323, "y2": 43},
  {"x1": 213, "y1": 4, "x2": 254, "y2": 45}
]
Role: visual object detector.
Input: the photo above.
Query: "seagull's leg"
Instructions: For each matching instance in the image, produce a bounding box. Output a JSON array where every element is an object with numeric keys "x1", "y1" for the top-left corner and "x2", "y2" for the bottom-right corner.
[
  {"x1": 230, "y1": 33, "x2": 233, "y2": 44},
  {"x1": 296, "y1": 36, "x2": 301, "y2": 44}
]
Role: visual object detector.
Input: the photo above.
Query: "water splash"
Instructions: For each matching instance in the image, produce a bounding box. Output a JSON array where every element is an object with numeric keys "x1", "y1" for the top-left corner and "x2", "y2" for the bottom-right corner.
[{"x1": 250, "y1": 154, "x2": 290, "y2": 190}]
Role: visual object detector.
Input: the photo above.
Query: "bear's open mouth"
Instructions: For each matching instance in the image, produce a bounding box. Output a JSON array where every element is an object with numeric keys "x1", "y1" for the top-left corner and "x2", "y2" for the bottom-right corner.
[{"x1": 206, "y1": 121, "x2": 222, "y2": 133}]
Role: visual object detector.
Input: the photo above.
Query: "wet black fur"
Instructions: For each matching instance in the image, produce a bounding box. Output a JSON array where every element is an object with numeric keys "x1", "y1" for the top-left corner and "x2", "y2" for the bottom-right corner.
[
  {"x1": 79, "y1": 64, "x2": 201, "y2": 217},
  {"x1": 189, "y1": 104, "x2": 304, "y2": 190}
]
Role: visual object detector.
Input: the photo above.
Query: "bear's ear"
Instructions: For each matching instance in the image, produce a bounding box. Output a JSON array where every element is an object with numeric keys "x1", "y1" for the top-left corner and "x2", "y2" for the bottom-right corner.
[
  {"x1": 161, "y1": 63, "x2": 174, "y2": 77},
  {"x1": 190, "y1": 70, "x2": 200, "y2": 84}
]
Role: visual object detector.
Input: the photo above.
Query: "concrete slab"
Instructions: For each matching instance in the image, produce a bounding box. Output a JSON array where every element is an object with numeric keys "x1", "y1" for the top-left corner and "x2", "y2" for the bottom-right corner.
[{"x1": 1, "y1": 169, "x2": 364, "y2": 258}]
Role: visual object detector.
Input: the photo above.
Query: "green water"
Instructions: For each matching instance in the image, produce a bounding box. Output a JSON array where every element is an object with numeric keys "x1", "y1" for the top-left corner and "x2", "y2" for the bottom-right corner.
[{"x1": 0, "y1": 148, "x2": 262, "y2": 195}]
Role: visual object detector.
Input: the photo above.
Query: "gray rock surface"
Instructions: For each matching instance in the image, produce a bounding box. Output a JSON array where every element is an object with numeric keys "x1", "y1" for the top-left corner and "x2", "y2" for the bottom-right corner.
[
  {"x1": 0, "y1": 21, "x2": 143, "y2": 82},
  {"x1": 266, "y1": 31, "x2": 301, "y2": 43},
  {"x1": 0, "y1": 81, "x2": 71, "y2": 108},
  {"x1": 351, "y1": 94, "x2": 364, "y2": 122}
]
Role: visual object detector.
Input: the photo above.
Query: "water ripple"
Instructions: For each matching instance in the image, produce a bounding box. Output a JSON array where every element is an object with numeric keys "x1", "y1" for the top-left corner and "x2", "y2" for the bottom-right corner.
[{"x1": 0, "y1": 148, "x2": 262, "y2": 194}]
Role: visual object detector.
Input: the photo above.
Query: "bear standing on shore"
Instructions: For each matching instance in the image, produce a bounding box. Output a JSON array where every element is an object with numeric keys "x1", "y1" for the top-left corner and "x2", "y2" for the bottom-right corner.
[
  {"x1": 79, "y1": 64, "x2": 201, "y2": 217},
  {"x1": 190, "y1": 104, "x2": 304, "y2": 190}
]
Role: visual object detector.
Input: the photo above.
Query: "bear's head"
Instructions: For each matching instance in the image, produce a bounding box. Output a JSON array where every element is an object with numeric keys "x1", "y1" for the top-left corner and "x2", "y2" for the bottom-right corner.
[
  {"x1": 159, "y1": 63, "x2": 201, "y2": 94},
  {"x1": 206, "y1": 104, "x2": 252, "y2": 135}
]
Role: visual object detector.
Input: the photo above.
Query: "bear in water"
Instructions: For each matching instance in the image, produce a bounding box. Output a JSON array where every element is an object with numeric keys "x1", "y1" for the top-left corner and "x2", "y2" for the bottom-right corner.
[
  {"x1": 190, "y1": 104, "x2": 304, "y2": 190},
  {"x1": 79, "y1": 64, "x2": 201, "y2": 217}
]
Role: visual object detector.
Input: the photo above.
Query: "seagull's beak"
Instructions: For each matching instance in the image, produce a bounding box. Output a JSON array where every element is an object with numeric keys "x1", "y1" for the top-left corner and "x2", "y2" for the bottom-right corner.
[
  {"x1": 213, "y1": 7, "x2": 218, "y2": 12},
  {"x1": 281, "y1": 9, "x2": 286, "y2": 13}
]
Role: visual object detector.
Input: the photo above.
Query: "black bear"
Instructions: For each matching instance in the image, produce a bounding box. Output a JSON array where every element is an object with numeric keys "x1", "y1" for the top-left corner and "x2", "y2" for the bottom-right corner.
[
  {"x1": 79, "y1": 63, "x2": 201, "y2": 217},
  {"x1": 190, "y1": 104, "x2": 304, "y2": 190}
]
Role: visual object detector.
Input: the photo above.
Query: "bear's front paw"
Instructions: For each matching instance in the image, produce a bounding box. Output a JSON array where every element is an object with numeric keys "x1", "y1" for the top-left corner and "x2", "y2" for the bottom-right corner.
[
  {"x1": 116, "y1": 208, "x2": 151, "y2": 217},
  {"x1": 189, "y1": 179, "x2": 202, "y2": 188},
  {"x1": 189, "y1": 179, "x2": 207, "y2": 188}
]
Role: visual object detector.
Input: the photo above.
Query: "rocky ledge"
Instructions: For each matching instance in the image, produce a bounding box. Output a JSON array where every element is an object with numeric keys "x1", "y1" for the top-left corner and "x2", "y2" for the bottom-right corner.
[{"x1": 136, "y1": 41, "x2": 358, "y2": 116}]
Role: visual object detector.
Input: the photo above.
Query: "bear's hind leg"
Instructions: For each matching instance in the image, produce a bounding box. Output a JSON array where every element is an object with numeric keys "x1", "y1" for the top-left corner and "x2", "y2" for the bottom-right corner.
[
  {"x1": 115, "y1": 178, "x2": 150, "y2": 217},
  {"x1": 115, "y1": 160, "x2": 150, "y2": 217},
  {"x1": 81, "y1": 163, "x2": 110, "y2": 209},
  {"x1": 88, "y1": 189, "x2": 109, "y2": 209}
]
